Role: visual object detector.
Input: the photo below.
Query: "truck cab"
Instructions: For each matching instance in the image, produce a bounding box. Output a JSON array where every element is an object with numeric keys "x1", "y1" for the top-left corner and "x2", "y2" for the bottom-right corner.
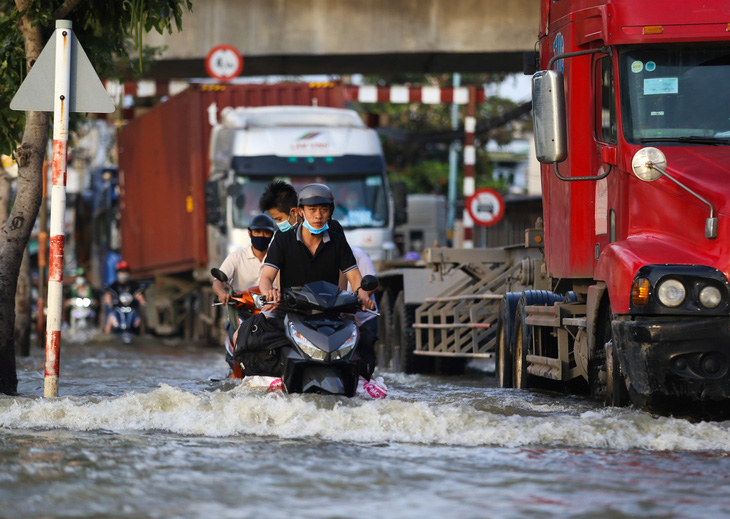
[{"x1": 205, "y1": 106, "x2": 395, "y2": 268}]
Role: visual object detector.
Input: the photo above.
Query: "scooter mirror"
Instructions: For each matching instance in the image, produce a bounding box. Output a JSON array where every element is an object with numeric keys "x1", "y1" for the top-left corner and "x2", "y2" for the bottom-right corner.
[
  {"x1": 360, "y1": 275, "x2": 379, "y2": 292},
  {"x1": 211, "y1": 268, "x2": 229, "y2": 283}
]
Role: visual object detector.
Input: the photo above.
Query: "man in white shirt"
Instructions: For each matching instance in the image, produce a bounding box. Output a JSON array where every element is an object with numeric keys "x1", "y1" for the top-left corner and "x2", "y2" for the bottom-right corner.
[{"x1": 212, "y1": 214, "x2": 276, "y2": 304}]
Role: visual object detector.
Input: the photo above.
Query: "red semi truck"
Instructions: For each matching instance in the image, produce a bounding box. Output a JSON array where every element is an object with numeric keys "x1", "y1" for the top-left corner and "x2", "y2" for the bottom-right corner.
[
  {"x1": 389, "y1": 0, "x2": 730, "y2": 417},
  {"x1": 504, "y1": 0, "x2": 730, "y2": 415}
]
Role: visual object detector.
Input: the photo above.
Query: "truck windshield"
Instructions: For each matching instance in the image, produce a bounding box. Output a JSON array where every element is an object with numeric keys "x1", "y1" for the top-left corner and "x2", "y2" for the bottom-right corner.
[
  {"x1": 231, "y1": 175, "x2": 389, "y2": 230},
  {"x1": 620, "y1": 45, "x2": 730, "y2": 144}
]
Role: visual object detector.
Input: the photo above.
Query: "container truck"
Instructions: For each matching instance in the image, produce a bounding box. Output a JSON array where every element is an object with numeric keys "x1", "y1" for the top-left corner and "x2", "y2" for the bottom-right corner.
[
  {"x1": 378, "y1": 0, "x2": 730, "y2": 417},
  {"x1": 117, "y1": 83, "x2": 398, "y2": 342}
]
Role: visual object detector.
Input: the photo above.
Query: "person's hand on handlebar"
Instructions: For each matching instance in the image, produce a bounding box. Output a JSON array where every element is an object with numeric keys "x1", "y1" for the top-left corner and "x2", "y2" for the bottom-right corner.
[
  {"x1": 212, "y1": 279, "x2": 231, "y2": 306},
  {"x1": 261, "y1": 287, "x2": 280, "y2": 312},
  {"x1": 358, "y1": 291, "x2": 375, "y2": 311}
]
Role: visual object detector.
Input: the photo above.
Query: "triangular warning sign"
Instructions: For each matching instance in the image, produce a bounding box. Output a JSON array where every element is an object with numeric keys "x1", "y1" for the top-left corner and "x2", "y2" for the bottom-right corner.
[{"x1": 11, "y1": 28, "x2": 115, "y2": 113}]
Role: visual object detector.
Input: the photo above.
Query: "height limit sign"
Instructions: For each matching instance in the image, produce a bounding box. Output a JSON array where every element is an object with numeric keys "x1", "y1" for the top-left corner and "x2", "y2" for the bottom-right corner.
[
  {"x1": 205, "y1": 44, "x2": 243, "y2": 82},
  {"x1": 466, "y1": 188, "x2": 505, "y2": 227}
]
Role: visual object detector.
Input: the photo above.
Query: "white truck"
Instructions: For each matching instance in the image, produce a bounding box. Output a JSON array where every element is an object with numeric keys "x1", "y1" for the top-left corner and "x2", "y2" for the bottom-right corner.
[{"x1": 206, "y1": 105, "x2": 400, "y2": 268}]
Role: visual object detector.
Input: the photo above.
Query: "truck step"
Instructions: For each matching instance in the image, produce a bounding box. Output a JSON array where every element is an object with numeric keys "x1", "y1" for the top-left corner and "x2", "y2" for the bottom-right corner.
[
  {"x1": 525, "y1": 305, "x2": 560, "y2": 327},
  {"x1": 412, "y1": 323, "x2": 491, "y2": 329},
  {"x1": 526, "y1": 354, "x2": 562, "y2": 380},
  {"x1": 424, "y1": 294, "x2": 503, "y2": 303}
]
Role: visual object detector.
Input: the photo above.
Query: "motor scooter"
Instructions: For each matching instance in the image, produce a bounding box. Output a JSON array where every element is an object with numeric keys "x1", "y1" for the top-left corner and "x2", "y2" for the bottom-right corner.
[
  {"x1": 69, "y1": 295, "x2": 96, "y2": 333},
  {"x1": 107, "y1": 286, "x2": 145, "y2": 344},
  {"x1": 211, "y1": 268, "x2": 379, "y2": 397},
  {"x1": 210, "y1": 268, "x2": 264, "y2": 378}
]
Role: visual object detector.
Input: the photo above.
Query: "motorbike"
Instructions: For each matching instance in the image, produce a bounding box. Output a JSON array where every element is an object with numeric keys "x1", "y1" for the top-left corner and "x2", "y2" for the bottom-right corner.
[
  {"x1": 69, "y1": 295, "x2": 97, "y2": 333},
  {"x1": 107, "y1": 286, "x2": 146, "y2": 344},
  {"x1": 210, "y1": 268, "x2": 263, "y2": 379},
  {"x1": 210, "y1": 268, "x2": 379, "y2": 396}
]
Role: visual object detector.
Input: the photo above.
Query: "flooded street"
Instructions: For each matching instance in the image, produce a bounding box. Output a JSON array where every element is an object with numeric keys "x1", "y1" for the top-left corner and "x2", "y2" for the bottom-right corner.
[{"x1": 2, "y1": 333, "x2": 730, "y2": 518}]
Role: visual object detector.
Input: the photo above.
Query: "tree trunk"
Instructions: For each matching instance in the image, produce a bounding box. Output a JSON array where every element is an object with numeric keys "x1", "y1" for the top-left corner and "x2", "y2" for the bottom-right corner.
[
  {"x1": 15, "y1": 248, "x2": 32, "y2": 357},
  {"x1": 0, "y1": 6, "x2": 50, "y2": 394}
]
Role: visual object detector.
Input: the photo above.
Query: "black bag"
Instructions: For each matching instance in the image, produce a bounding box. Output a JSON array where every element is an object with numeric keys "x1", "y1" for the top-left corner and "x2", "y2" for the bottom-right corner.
[{"x1": 233, "y1": 313, "x2": 289, "y2": 377}]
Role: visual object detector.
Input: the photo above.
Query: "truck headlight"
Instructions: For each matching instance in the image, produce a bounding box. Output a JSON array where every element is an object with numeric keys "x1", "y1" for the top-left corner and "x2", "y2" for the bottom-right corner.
[
  {"x1": 331, "y1": 327, "x2": 358, "y2": 360},
  {"x1": 656, "y1": 279, "x2": 686, "y2": 307},
  {"x1": 288, "y1": 321, "x2": 327, "y2": 361},
  {"x1": 699, "y1": 286, "x2": 722, "y2": 308}
]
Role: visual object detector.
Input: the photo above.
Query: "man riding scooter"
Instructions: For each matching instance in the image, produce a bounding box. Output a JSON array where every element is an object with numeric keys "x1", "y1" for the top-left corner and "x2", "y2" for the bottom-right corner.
[
  {"x1": 212, "y1": 213, "x2": 276, "y2": 374},
  {"x1": 103, "y1": 260, "x2": 146, "y2": 336},
  {"x1": 256, "y1": 184, "x2": 380, "y2": 385}
]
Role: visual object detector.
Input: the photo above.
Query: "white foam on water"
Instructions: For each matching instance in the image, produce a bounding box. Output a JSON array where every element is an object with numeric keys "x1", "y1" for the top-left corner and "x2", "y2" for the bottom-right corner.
[{"x1": 1, "y1": 384, "x2": 729, "y2": 451}]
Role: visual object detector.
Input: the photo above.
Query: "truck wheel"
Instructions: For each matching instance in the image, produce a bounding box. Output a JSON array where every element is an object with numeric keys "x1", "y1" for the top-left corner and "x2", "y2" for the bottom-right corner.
[
  {"x1": 605, "y1": 339, "x2": 630, "y2": 407},
  {"x1": 512, "y1": 291, "x2": 565, "y2": 389},
  {"x1": 496, "y1": 293, "x2": 522, "y2": 388},
  {"x1": 513, "y1": 298, "x2": 531, "y2": 389},
  {"x1": 392, "y1": 291, "x2": 434, "y2": 374},
  {"x1": 376, "y1": 291, "x2": 393, "y2": 369}
]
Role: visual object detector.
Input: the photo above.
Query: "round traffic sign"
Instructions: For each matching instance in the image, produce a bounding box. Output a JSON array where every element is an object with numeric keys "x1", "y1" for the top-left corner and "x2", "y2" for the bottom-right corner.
[
  {"x1": 205, "y1": 44, "x2": 243, "y2": 82},
  {"x1": 466, "y1": 188, "x2": 505, "y2": 227}
]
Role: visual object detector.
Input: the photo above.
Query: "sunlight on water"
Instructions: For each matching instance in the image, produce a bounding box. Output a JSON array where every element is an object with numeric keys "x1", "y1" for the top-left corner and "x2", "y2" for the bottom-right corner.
[{"x1": 2, "y1": 381, "x2": 729, "y2": 451}]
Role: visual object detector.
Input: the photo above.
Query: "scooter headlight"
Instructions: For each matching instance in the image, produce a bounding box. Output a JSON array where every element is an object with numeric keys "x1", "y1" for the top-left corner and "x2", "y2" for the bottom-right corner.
[
  {"x1": 288, "y1": 321, "x2": 327, "y2": 361},
  {"x1": 331, "y1": 327, "x2": 358, "y2": 361}
]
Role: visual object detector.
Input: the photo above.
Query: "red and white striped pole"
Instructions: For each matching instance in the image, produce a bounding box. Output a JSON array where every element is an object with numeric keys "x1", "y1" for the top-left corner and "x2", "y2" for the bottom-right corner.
[
  {"x1": 44, "y1": 20, "x2": 73, "y2": 398},
  {"x1": 462, "y1": 86, "x2": 477, "y2": 248}
]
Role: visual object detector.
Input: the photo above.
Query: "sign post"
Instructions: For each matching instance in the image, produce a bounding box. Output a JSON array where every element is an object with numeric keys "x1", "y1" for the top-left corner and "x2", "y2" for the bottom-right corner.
[
  {"x1": 11, "y1": 20, "x2": 114, "y2": 397},
  {"x1": 205, "y1": 44, "x2": 243, "y2": 82},
  {"x1": 465, "y1": 188, "x2": 505, "y2": 228}
]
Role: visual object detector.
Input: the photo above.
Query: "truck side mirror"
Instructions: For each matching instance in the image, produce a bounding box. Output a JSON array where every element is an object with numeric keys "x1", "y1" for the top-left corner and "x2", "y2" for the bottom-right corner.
[
  {"x1": 205, "y1": 180, "x2": 223, "y2": 227},
  {"x1": 532, "y1": 70, "x2": 567, "y2": 164},
  {"x1": 391, "y1": 181, "x2": 408, "y2": 226},
  {"x1": 522, "y1": 51, "x2": 538, "y2": 75}
]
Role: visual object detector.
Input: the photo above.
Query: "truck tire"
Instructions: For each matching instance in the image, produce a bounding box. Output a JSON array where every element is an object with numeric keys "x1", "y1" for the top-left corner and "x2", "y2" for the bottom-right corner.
[
  {"x1": 513, "y1": 290, "x2": 565, "y2": 389},
  {"x1": 376, "y1": 291, "x2": 393, "y2": 369},
  {"x1": 496, "y1": 292, "x2": 522, "y2": 388},
  {"x1": 392, "y1": 291, "x2": 434, "y2": 374}
]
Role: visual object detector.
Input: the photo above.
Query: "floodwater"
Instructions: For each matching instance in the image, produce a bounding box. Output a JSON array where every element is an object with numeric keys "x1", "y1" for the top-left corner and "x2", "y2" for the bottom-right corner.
[{"x1": 2, "y1": 332, "x2": 730, "y2": 519}]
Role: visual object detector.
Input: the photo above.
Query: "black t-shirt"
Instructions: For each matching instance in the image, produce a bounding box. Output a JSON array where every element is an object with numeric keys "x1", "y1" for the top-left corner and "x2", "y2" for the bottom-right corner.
[{"x1": 264, "y1": 223, "x2": 357, "y2": 289}]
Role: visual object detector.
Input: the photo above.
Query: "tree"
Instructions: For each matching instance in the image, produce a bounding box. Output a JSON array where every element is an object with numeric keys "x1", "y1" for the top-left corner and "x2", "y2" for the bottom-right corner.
[{"x1": 0, "y1": 0, "x2": 193, "y2": 395}]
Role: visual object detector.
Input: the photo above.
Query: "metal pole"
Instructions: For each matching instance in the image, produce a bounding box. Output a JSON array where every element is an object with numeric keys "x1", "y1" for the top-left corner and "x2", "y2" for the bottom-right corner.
[
  {"x1": 44, "y1": 20, "x2": 72, "y2": 398},
  {"x1": 446, "y1": 73, "x2": 461, "y2": 242},
  {"x1": 462, "y1": 86, "x2": 477, "y2": 248}
]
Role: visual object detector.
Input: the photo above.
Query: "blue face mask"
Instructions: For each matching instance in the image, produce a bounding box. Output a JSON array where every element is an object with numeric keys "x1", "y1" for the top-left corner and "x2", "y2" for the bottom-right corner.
[
  {"x1": 303, "y1": 216, "x2": 329, "y2": 235},
  {"x1": 277, "y1": 219, "x2": 294, "y2": 232}
]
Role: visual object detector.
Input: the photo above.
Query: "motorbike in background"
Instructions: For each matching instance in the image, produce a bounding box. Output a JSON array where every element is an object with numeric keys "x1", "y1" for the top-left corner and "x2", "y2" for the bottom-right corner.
[
  {"x1": 69, "y1": 295, "x2": 97, "y2": 334},
  {"x1": 107, "y1": 286, "x2": 146, "y2": 344}
]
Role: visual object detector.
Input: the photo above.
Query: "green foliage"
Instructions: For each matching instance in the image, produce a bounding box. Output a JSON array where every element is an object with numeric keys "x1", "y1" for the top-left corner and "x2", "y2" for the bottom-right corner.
[
  {"x1": 0, "y1": 0, "x2": 193, "y2": 156},
  {"x1": 0, "y1": 10, "x2": 29, "y2": 156}
]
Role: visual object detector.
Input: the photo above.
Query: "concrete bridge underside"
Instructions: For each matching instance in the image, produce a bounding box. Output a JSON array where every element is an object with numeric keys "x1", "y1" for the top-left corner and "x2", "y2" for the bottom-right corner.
[{"x1": 145, "y1": 0, "x2": 539, "y2": 78}]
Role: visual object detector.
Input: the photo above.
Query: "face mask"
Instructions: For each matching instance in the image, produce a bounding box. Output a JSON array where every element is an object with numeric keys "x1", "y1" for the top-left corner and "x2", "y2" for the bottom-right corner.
[
  {"x1": 251, "y1": 235, "x2": 272, "y2": 252},
  {"x1": 303, "y1": 216, "x2": 329, "y2": 235},
  {"x1": 118, "y1": 272, "x2": 130, "y2": 283},
  {"x1": 277, "y1": 219, "x2": 294, "y2": 232},
  {"x1": 276, "y1": 210, "x2": 297, "y2": 232}
]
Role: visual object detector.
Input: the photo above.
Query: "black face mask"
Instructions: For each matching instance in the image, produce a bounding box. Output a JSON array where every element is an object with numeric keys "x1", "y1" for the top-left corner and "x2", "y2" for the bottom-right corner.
[{"x1": 251, "y1": 235, "x2": 272, "y2": 252}]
